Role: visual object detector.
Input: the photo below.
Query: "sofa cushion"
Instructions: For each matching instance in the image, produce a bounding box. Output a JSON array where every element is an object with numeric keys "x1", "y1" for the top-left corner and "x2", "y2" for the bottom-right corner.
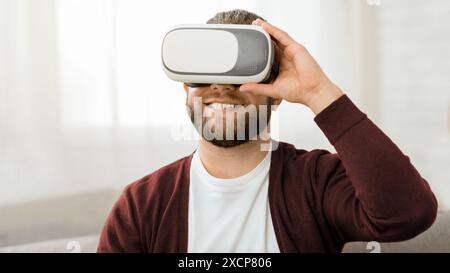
[
  {"x1": 343, "y1": 210, "x2": 450, "y2": 253},
  {"x1": 0, "y1": 235, "x2": 99, "y2": 253}
]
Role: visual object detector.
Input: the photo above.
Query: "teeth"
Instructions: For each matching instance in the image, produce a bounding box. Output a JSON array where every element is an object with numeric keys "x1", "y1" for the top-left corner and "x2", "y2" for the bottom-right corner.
[{"x1": 207, "y1": 103, "x2": 243, "y2": 110}]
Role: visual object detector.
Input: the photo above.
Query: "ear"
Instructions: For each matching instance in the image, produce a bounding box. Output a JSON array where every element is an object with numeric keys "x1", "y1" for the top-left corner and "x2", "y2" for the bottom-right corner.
[{"x1": 183, "y1": 83, "x2": 189, "y2": 93}]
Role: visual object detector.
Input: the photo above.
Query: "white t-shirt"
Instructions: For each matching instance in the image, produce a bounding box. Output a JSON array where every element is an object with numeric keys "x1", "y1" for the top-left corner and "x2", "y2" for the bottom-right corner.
[{"x1": 188, "y1": 149, "x2": 280, "y2": 253}]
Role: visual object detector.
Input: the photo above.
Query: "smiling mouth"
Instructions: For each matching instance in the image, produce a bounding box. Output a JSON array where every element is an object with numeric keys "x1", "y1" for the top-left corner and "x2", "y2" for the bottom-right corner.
[{"x1": 206, "y1": 103, "x2": 246, "y2": 110}]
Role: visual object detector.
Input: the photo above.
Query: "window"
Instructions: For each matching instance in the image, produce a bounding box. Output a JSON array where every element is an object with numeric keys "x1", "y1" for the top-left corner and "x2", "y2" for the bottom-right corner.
[{"x1": 56, "y1": 0, "x2": 260, "y2": 127}]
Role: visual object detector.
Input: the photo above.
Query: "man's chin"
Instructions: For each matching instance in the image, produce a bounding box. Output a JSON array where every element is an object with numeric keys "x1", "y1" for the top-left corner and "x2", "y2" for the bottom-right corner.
[{"x1": 206, "y1": 138, "x2": 250, "y2": 148}]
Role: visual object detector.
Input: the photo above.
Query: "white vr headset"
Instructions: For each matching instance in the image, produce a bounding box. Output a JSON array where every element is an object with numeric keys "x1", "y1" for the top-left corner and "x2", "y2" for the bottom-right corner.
[{"x1": 161, "y1": 24, "x2": 279, "y2": 87}]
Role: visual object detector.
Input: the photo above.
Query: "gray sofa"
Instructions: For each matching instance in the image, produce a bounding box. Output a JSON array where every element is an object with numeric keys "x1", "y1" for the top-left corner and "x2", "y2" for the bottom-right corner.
[
  {"x1": 343, "y1": 210, "x2": 450, "y2": 253},
  {"x1": 0, "y1": 188, "x2": 120, "y2": 251},
  {"x1": 0, "y1": 188, "x2": 448, "y2": 253}
]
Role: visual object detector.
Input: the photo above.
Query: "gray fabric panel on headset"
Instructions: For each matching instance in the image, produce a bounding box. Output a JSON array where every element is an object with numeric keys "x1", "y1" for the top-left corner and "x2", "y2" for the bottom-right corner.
[{"x1": 230, "y1": 29, "x2": 268, "y2": 76}]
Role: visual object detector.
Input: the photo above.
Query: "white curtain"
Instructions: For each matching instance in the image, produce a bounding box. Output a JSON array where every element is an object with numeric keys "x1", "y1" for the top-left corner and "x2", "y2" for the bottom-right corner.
[{"x1": 1, "y1": 0, "x2": 447, "y2": 207}]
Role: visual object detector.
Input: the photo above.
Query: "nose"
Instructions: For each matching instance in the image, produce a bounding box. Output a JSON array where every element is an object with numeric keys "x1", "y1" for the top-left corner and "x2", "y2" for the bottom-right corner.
[{"x1": 210, "y1": 84, "x2": 238, "y2": 94}]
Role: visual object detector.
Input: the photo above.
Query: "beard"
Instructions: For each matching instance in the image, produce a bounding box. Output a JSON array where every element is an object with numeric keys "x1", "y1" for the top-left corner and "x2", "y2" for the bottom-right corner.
[{"x1": 187, "y1": 97, "x2": 273, "y2": 148}]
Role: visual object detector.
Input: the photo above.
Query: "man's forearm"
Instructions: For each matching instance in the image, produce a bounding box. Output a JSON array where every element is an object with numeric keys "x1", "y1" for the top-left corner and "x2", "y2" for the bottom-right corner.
[{"x1": 315, "y1": 95, "x2": 438, "y2": 240}]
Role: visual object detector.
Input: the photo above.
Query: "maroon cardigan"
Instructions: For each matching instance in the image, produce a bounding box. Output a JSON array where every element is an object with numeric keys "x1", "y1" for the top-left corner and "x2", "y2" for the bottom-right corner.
[{"x1": 97, "y1": 95, "x2": 438, "y2": 253}]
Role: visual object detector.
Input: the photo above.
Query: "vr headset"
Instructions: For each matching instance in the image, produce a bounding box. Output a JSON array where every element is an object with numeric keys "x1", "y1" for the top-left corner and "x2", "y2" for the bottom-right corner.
[{"x1": 161, "y1": 24, "x2": 279, "y2": 87}]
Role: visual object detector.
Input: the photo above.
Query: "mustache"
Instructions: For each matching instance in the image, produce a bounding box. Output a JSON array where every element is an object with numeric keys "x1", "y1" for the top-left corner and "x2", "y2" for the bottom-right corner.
[{"x1": 199, "y1": 91, "x2": 248, "y2": 104}]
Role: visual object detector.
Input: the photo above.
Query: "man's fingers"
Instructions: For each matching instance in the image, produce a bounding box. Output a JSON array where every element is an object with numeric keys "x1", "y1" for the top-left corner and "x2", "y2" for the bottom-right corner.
[
  {"x1": 253, "y1": 19, "x2": 295, "y2": 49},
  {"x1": 239, "y1": 83, "x2": 279, "y2": 98}
]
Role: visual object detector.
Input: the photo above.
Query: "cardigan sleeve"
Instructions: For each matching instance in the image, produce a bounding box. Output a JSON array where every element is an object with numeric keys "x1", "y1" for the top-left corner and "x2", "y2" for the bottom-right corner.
[
  {"x1": 97, "y1": 185, "x2": 144, "y2": 253},
  {"x1": 313, "y1": 95, "x2": 438, "y2": 243}
]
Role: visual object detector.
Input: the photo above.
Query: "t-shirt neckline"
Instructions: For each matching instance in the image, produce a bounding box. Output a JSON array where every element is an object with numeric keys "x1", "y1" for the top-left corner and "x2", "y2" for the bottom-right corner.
[{"x1": 191, "y1": 144, "x2": 272, "y2": 192}]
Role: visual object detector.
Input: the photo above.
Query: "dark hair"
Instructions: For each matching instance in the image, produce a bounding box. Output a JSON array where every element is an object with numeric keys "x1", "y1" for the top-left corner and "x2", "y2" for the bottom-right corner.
[{"x1": 207, "y1": 9, "x2": 266, "y2": 25}]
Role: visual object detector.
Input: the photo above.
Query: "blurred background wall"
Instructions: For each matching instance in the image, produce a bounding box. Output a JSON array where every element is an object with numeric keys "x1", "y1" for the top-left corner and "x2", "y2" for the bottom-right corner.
[{"x1": 0, "y1": 0, "x2": 449, "y2": 245}]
